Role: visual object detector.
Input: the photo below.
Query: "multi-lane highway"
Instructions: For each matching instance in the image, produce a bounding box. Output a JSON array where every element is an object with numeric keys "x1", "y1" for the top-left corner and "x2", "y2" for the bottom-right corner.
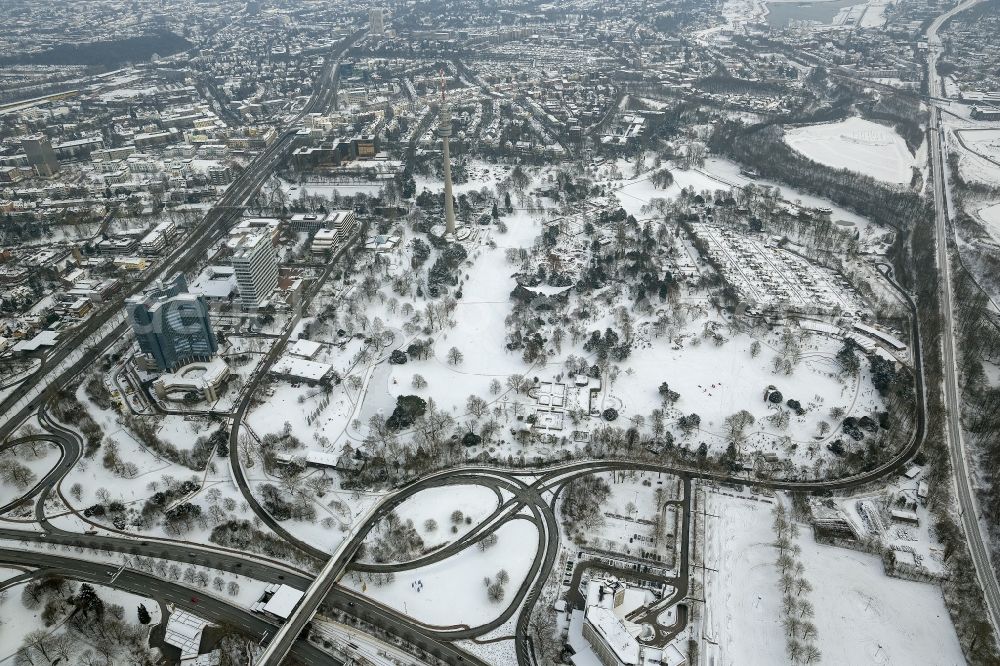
[
  {"x1": 0, "y1": 547, "x2": 340, "y2": 666},
  {"x1": 925, "y1": 0, "x2": 1000, "y2": 636}
]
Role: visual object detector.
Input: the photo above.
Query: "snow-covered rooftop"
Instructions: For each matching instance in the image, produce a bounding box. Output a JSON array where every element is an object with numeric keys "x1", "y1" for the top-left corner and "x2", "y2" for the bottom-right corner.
[
  {"x1": 263, "y1": 584, "x2": 304, "y2": 619},
  {"x1": 163, "y1": 608, "x2": 208, "y2": 658},
  {"x1": 271, "y1": 355, "x2": 333, "y2": 382},
  {"x1": 585, "y1": 606, "x2": 640, "y2": 665},
  {"x1": 289, "y1": 339, "x2": 322, "y2": 359}
]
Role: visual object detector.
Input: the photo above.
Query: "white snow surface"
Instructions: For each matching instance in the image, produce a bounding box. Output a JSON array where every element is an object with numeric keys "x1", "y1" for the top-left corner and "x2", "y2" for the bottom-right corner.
[
  {"x1": 389, "y1": 483, "x2": 500, "y2": 553},
  {"x1": 784, "y1": 117, "x2": 917, "y2": 184},
  {"x1": 704, "y1": 490, "x2": 964, "y2": 666},
  {"x1": 799, "y1": 525, "x2": 963, "y2": 665},
  {"x1": 703, "y1": 491, "x2": 786, "y2": 665},
  {"x1": 345, "y1": 518, "x2": 538, "y2": 628}
]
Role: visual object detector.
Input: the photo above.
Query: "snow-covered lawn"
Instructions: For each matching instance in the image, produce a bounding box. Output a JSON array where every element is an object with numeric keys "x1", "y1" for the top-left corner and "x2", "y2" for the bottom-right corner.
[
  {"x1": 0, "y1": 581, "x2": 57, "y2": 662},
  {"x1": 581, "y1": 471, "x2": 677, "y2": 559},
  {"x1": 377, "y1": 212, "x2": 543, "y2": 415},
  {"x1": 156, "y1": 415, "x2": 222, "y2": 452},
  {"x1": 345, "y1": 518, "x2": 538, "y2": 628},
  {"x1": 799, "y1": 527, "x2": 963, "y2": 665},
  {"x1": 281, "y1": 181, "x2": 383, "y2": 199},
  {"x1": 246, "y1": 379, "x2": 354, "y2": 446},
  {"x1": 784, "y1": 117, "x2": 917, "y2": 184},
  {"x1": 958, "y1": 129, "x2": 1000, "y2": 164},
  {"x1": 0, "y1": 580, "x2": 158, "y2": 663},
  {"x1": 389, "y1": 484, "x2": 500, "y2": 552},
  {"x1": 951, "y1": 135, "x2": 1000, "y2": 188},
  {"x1": 703, "y1": 491, "x2": 786, "y2": 666},
  {"x1": 386, "y1": 245, "x2": 532, "y2": 411}
]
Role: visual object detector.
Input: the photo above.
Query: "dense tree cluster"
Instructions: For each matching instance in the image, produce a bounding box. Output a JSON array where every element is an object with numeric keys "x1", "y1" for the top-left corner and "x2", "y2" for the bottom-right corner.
[
  {"x1": 259, "y1": 482, "x2": 315, "y2": 521},
  {"x1": 386, "y1": 394, "x2": 428, "y2": 430},
  {"x1": 427, "y1": 242, "x2": 468, "y2": 291},
  {"x1": 210, "y1": 519, "x2": 319, "y2": 567},
  {"x1": 561, "y1": 475, "x2": 612, "y2": 532},
  {"x1": 18, "y1": 579, "x2": 156, "y2": 665},
  {"x1": 51, "y1": 386, "x2": 104, "y2": 456},
  {"x1": 361, "y1": 511, "x2": 426, "y2": 563}
]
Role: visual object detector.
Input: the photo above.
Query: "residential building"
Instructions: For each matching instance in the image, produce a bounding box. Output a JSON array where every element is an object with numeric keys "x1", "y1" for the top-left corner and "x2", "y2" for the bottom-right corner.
[{"x1": 139, "y1": 220, "x2": 177, "y2": 255}]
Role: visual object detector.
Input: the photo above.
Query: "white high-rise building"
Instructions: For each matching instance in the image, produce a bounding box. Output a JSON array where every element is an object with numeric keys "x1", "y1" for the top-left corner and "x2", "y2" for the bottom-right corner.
[
  {"x1": 369, "y1": 8, "x2": 385, "y2": 35},
  {"x1": 231, "y1": 231, "x2": 279, "y2": 309}
]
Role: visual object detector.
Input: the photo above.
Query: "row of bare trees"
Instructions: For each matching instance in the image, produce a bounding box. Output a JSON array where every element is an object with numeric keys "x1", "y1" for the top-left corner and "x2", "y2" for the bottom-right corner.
[{"x1": 773, "y1": 504, "x2": 821, "y2": 664}]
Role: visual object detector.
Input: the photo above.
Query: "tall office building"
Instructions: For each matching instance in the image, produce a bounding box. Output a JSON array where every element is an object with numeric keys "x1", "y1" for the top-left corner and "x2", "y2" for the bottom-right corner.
[
  {"x1": 126, "y1": 273, "x2": 218, "y2": 372},
  {"x1": 369, "y1": 8, "x2": 385, "y2": 35},
  {"x1": 22, "y1": 135, "x2": 59, "y2": 177},
  {"x1": 438, "y1": 72, "x2": 457, "y2": 236},
  {"x1": 231, "y1": 231, "x2": 279, "y2": 309}
]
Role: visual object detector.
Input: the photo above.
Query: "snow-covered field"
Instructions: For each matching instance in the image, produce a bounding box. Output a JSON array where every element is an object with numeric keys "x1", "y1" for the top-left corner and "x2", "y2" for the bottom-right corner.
[
  {"x1": 703, "y1": 490, "x2": 786, "y2": 665},
  {"x1": 156, "y1": 414, "x2": 222, "y2": 452},
  {"x1": 282, "y1": 181, "x2": 383, "y2": 199},
  {"x1": 383, "y1": 223, "x2": 540, "y2": 412},
  {"x1": 246, "y1": 378, "x2": 355, "y2": 446},
  {"x1": 784, "y1": 117, "x2": 917, "y2": 184},
  {"x1": 345, "y1": 518, "x2": 538, "y2": 628},
  {"x1": 799, "y1": 526, "x2": 963, "y2": 665},
  {"x1": 977, "y1": 202, "x2": 1000, "y2": 242},
  {"x1": 952, "y1": 139, "x2": 1000, "y2": 187},
  {"x1": 858, "y1": 0, "x2": 895, "y2": 27},
  {"x1": 614, "y1": 320, "x2": 883, "y2": 467},
  {"x1": 389, "y1": 484, "x2": 500, "y2": 552},
  {"x1": 959, "y1": 129, "x2": 1000, "y2": 164},
  {"x1": 703, "y1": 491, "x2": 963, "y2": 666}
]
